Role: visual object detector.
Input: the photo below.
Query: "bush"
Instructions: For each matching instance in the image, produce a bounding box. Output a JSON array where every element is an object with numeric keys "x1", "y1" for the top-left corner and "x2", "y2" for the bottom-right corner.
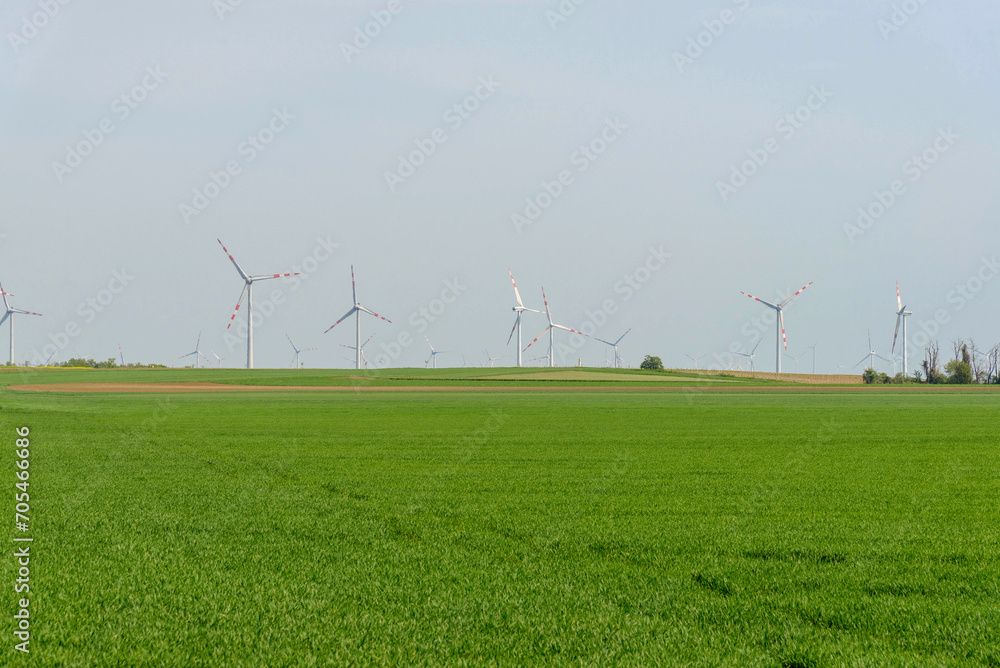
[
  {"x1": 945, "y1": 360, "x2": 973, "y2": 384},
  {"x1": 640, "y1": 355, "x2": 664, "y2": 371}
]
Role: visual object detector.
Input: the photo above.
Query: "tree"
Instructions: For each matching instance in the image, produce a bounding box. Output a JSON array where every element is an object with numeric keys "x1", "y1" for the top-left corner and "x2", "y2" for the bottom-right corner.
[
  {"x1": 640, "y1": 355, "x2": 664, "y2": 371},
  {"x1": 945, "y1": 359, "x2": 973, "y2": 384},
  {"x1": 922, "y1": 342, "x2": 943, "y2": 384}
]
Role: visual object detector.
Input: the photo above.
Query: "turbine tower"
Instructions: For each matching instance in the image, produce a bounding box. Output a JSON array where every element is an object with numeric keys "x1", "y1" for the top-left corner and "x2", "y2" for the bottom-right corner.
[
  {"x1": 506, "y1": 269, "x2": 541, "y2": 368},
  {"x1": 0, "y1": 282, "x2": 42, "y2": 365},
  {"x1": 891, "y1": 282, "x2": 912, "y2": 376},
  {"x1": 324, "y1": 266, "x2": 391, "y2": 370},
  {"x1": 287, "y1": 334, "x2": 317, "y2": 369},
  {"x1": 740, "y1": 282, "x2": 813, "y2": 374},
  {"x1": 595, "y1": 329, "x2": 631, "y2": 369},
  {"x1": 523, "y1": 288, "x2": 589, "y2": 368},
  {"x1": 218, "y1": 239, "x2": 300, "y2": 370},
  {"x1": 180, "y1": 332, "x2": 210, "y2": 368}
]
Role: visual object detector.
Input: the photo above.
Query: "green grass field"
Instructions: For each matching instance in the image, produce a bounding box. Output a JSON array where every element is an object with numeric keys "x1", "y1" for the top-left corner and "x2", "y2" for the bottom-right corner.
[{"x1": 2, "y1": 368, "x2": 998, "y2": 665}]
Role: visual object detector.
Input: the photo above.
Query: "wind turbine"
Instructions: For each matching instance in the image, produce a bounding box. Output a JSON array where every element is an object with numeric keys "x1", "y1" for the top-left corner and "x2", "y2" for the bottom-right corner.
[
  {"x1": 118, "y1": 343, "x2": 126, "y2": 367},
  {"x1": 180, "y1": 332, "x2": 210, "y2": 368},
  {"x1": 218, "y1": 239, "x2": 300, "y2": 370},
  {"x1": 0, "y1": 281, "x2": 42, "y2": 365},
  {"x1": 595, "y1": 329, "x2": 631, "y2": 369},
  {"x1": 287, "y1": 334, "x2": 317, "y2": 369},
  {"x1": 784, "y1": 352, "x2": 804, "y2": 374},
  {"x1": 855, "y1": 330, "x2": 890, "y2": 370},
  {"x1": 424, "y1": 336, "x2": 450, "y2": 369},
  {"x1": 891, "y1": 282, "x2": 912, "y2": 376},
  {"x1": 340, "y1": 334, "x2": 374, "y2": 369},
  {"x1": 324, "y1": 266, "x2": 392, "y2": 370},
  {"x1": 484, "y1": 350, "x2": 504, "y2": 368},
  {"x1": 506, "y1": 269, "x2": 542, "y2": 368},
  {"x1": 735, "y1": 339, "x2": 762, "y2": 374},
  {"x1": 807, "y1": 342, "x2": 818, "y2": 375},
  {"x1": 45, "y1": 351, "x2": 57, "y2": 366},
  {"x1": 740, "y1": 282, "x2": 813, "y2": 373},
  {"x1": 686, "y1": 354, "x2": 706, "y2": 370},
  {"x1": 523, "y1": 288, "x2": 589, "y2": 368},
  {"x1": 211, "y1": 351, "x2": 225, "y2": 368}
]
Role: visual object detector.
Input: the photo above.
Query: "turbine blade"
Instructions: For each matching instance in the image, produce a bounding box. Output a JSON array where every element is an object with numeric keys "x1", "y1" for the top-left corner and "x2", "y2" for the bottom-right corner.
[
  {"x1": 751, "y1": 339, "x2": 762, "y2": 354},
  {"x1": 778, "y1": 282, "x2": 813, "y2": 308},
  {"x1": 424, "y1": 336, "x2": 436, "y2": 353},
  {"x1": 324, "y1": 307, "x2": 358, "y2": 333},
  {"x1": 896, "y1": 281, "x2": 903, "y2": 312},
  {"x1": 0, "y1": 312, "x2": 10, "y2": 328},
  {"x1": 358, "y1": 305, "x2": 391, "y2": 323},
  {"x1": 509, "y1": 269, "x2": 524, "y2": 308},
  {"x1": 553, "y1": 324, "x2": 588, "y2": 337},
  {"x1": 351, "y1": 265, "x2": 357, "y2": 304},
  {"x1": 780, "y1": 311, "x2": 787, "y2": 350},
  {"x1": 286, "y1": 334, "x2": 298, "y2": 352},
  {"x1": 250, "y1": 272, "x2": 300, "y2": 282},
  {"x1": 226, "y1": 285, "x2": 249, "y2": 330},
  {"x1": 0, "y1": 281, "x2": 9, "y2": 312},
  {"x1": 523, "y1": 327, "x2": 551, "y2": 353},
  {"x1": 506, "y1": 317, "x2": 518, "y2": 346},
  {"x1": 615, "y1": 328, "x2": 632, "y2": 345},
  {"x1": 541, "y1": 287, "x2": 553, "y2": 324},
  {"x1": 891, "y1": 315, "x2": 902, "y2": 354},
  {"x1": 740, "y1": 291, "x2": 778, "y2": 310},
  {"x1": 217, "y1": 239, "x2": 250, "y2": 281}
]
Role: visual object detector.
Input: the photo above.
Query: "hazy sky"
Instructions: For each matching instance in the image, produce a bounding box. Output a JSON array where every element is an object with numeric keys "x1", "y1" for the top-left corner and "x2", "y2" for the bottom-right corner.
[{"x1": 2, "y1": 0, "x2": 998, "y2": 372}]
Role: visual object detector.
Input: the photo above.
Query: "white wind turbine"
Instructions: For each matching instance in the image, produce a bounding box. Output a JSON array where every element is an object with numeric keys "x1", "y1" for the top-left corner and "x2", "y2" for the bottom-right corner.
[
  {"x1": 686, "y1": 354, "x2": 706, "y2": 370},
  {"x1": 179, "y1": 332, "x2": 210, "y2": 368},
  {"x1": 740, "y1": 282, "x2": 813, "y2": 373},
  {"x1": 735, "y1": 339, "x2": 762, "y2": 374},
  {"x1": 523, "y1": 288, "x2": 589, "y2": 368},
  {"x1": 118, "y1": 343, "x2": 126, "y2": 367},
  {"x1": 891, "y1": 282, "x2": 912, "y2": 376},
  {"x1": 424, "y1": 336, "x2": 450, "y2": 369},
  {"x1": 211, "y1": 351, "x2": 225, "y2": 368},
  {"x1": 218, "y1": 239, "x2": 300, "y2": 370},
  {"x1": 0, "y1": 281, "x2": 42, "y2": 365},
  {"x1": 855, "y1": 330, "x2": 890, "y2": 371},
  {"x1": 784, "y1": 352, "x2": 805, "y2": 374},
  {"x1": 340, "y1": 334, "x2": 374, "y2": 369},
  {"x1": 324, "y1": 266, "x2": 391, "y2": 370},
  {"x1": 287, "y1": 334, "x2": 317, "y2": 369},
  {"x1": 595, "y1": 329, "x2": 631, "y2": 369},
  {"x1": 484, "y1": 349, "x2": 504, "y2": 368},
  {"x1": 506, "y1": 269, "x2": 542, "y2": 368}
]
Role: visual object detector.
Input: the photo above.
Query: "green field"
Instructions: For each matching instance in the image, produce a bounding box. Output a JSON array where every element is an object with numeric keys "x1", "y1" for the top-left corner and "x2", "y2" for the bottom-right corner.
[{"x1": 2, "y1": 369, "x2": 998, "y2": 665}]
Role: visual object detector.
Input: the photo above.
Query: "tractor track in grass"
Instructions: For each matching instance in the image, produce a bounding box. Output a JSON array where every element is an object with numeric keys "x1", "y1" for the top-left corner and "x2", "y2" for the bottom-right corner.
[{"x1": 8, "y1": 382, "x2": 998, "y2": 394}]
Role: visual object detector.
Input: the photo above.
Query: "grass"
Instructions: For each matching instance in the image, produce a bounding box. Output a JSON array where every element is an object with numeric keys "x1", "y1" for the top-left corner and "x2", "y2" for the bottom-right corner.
[{"x1": 1, "y1": 369, "x2": 998, "y2": 665}]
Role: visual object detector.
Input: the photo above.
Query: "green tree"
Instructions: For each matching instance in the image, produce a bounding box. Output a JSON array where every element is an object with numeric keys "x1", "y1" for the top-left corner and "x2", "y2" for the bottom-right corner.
[
  {"x1": 945, "y1": 360, "x2": 973, "y2": 384},
  {"x1": 640, "y1": 355, "x2": 664, "y2": 371}
]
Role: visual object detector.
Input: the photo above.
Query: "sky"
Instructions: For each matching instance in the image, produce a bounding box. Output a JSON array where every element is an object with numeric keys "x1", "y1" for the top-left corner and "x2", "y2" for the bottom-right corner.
[{"x1": 1, "y1": 0, "x2": 998, "y2": 372}]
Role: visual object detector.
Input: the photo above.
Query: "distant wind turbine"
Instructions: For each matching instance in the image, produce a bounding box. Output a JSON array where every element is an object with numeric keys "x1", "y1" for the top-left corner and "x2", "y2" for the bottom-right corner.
[
  {"x1": 855, "y1": 330, "x2": 891, "y2": 370},
  {"x1": 735, "y1": 339, "x2": 762, "y2": 374},
  {"x1": 287, "y1": 334, "x2": 317, "y2": 369},
  {"x1": 425, "y1": 336, "x2": 450, "y2": 369},
  {"x1": 740, "y1": 282, "x2": 813, "y2": 373},
  {"x1": 506, "y1": 269, "x2": 542, "y2": 368},
  {"x1": 523, "y1": 288, "x2": 589, "y2": 368},
  {"x1": 324, "y1": 266, "x2": 391, "y2": 370},
  {"x1": 891, "y1": 282, "x2": 912, "y2": 376},
  {"x1": 595, "y1": 329, "x2": 631, "y2": 369},
  {"x1": 686, "y1": 354, "x2": 706, "y2": 370},
  {"x1": 218, "y1": 239, "x2": 300, "y2": 370},
  {"x1": 180, "y1": 332, "x2": 210, "y2": 368},
  {"x1": 0, "y1": 281, "x2": 42, "y2": 365}
]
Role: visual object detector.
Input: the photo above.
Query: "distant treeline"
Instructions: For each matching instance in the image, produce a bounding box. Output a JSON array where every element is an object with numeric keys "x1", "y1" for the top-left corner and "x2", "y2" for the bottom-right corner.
[{"x1": 864, "y1": 339, "x2": 998, "y2": 385}]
